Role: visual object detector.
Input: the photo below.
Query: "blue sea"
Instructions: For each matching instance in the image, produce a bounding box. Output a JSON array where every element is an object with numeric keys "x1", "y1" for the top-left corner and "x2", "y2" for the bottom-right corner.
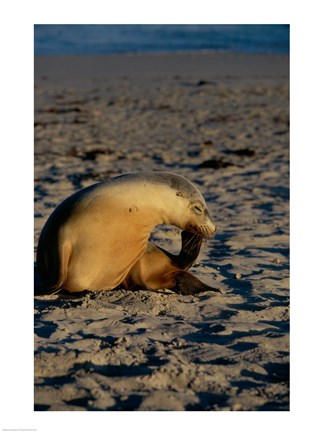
[{"x1": 34, "y1": 24, "x2": 289, "y2": 56}]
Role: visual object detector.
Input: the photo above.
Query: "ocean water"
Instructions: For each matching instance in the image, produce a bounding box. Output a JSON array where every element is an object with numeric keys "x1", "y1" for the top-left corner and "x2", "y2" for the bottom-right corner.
[{"x1": 35, "y1": 24, "x2": 289, "y2": 55}]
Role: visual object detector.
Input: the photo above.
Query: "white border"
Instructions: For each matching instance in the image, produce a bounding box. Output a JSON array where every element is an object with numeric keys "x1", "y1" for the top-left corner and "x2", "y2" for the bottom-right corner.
[{"x1": 2, "y1": 1, "x2": 323, "y2": 430}]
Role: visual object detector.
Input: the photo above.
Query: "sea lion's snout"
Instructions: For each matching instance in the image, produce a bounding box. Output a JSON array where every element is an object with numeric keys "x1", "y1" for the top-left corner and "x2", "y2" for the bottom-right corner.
[
  {"x1": 202, "y1": 209, "x2": 216, "y2": 238},
  {"x1": 199, "y1": 221, "x2": 216, "y2": 238},
  {"x1": 187, "y1": 218, "x2": 216, "y2": 238},
  {"x1": 208, "y1": 221, "x2": 217, "y2": 237}
]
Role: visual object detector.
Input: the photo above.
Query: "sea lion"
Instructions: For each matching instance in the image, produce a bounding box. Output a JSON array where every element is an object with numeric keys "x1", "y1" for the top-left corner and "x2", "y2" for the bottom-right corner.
[{"x1": 35, "y1": 171, "x2": 217, "y2": 295}]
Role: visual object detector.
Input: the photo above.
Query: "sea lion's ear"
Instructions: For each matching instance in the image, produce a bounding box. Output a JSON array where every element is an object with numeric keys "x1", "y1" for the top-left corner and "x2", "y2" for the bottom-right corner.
[{"x1": 176, "y1": 191, "x2": 186, "y2": 198}]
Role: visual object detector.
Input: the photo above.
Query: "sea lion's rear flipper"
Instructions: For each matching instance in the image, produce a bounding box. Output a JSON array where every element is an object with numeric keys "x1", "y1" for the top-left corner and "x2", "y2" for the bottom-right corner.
[
  {"x1": 177, "y1": 231, "x2": 203, "y2": 269},
  {"x1": 157, "y1": 230, "x2": 203, "y2": 270},
  {"x1": 171, "y1": 271, "x2": 221, "y2": 295}
]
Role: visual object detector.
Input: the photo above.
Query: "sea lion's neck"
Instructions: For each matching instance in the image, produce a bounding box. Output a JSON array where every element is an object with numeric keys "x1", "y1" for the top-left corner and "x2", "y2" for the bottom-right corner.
[
  {"x1": 97, "y1": 180, "x2": 185, "y2": 230},
  {"x1": 121, "y1": 183, "x2": 182, "y2": 226},
  {"x1": 137, "y1": 185, "x2": 183, "y2": 228}
]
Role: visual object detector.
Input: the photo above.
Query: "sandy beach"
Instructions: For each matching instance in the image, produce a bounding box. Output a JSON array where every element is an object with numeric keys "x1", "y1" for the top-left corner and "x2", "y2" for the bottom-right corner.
[{"x1": 34, "y1": 52, "x2": 289, "y2": 411}]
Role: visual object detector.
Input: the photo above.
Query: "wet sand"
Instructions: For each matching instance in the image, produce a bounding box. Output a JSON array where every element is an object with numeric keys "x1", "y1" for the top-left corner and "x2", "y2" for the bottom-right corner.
[{"x1": 34, "y1": 52, "x2": 289, "y2": 411}]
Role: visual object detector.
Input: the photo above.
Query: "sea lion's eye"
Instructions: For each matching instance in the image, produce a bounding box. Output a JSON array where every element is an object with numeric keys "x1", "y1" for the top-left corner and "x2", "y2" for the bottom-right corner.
[{"x1": 192, "y1": 204, "x2": 203, "y2": 215}]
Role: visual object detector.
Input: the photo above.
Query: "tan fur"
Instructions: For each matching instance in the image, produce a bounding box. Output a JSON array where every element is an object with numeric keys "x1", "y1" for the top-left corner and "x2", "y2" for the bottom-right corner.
[{"x1": 36, "y1": 172, "x2": 216, "y2": 294}]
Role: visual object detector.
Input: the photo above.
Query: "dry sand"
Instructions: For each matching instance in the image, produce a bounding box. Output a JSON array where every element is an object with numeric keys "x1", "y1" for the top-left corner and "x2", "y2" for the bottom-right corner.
[{"x1": 34, "y1": 52, "x2": 289, "y2": 411}]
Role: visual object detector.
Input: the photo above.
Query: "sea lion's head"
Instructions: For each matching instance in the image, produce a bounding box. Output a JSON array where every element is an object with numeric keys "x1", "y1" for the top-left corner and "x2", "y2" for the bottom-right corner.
[
  {"x1": 185, "y1": 198, "x2": 216, "y2": 238},
  {"x1": 166, "y1": 173, "x2": 216, "y2": 238},
  {"x1": 112, "y1": 171, "x2": 216, "y2": 237}
]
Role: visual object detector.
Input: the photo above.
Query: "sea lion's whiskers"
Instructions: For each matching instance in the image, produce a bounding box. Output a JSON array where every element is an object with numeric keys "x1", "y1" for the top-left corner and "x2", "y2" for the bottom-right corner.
[
  {"x1": 189, "y1": 233, "x2": 202, "y2": 252},
  {"x1": 183, "y1": 232, "x2": 201, "y2": 252}
]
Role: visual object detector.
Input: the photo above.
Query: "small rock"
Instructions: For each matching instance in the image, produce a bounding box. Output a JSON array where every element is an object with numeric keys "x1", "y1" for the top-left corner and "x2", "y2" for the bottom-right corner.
[{"x1": 235, "y1": 273, "x2": 241, "y2": 279}]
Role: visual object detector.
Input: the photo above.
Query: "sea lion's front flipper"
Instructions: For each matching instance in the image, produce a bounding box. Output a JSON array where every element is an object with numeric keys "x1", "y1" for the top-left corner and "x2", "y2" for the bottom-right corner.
[{"x1": 171, "y1": 271, "x2": 221, "y2": 295}]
